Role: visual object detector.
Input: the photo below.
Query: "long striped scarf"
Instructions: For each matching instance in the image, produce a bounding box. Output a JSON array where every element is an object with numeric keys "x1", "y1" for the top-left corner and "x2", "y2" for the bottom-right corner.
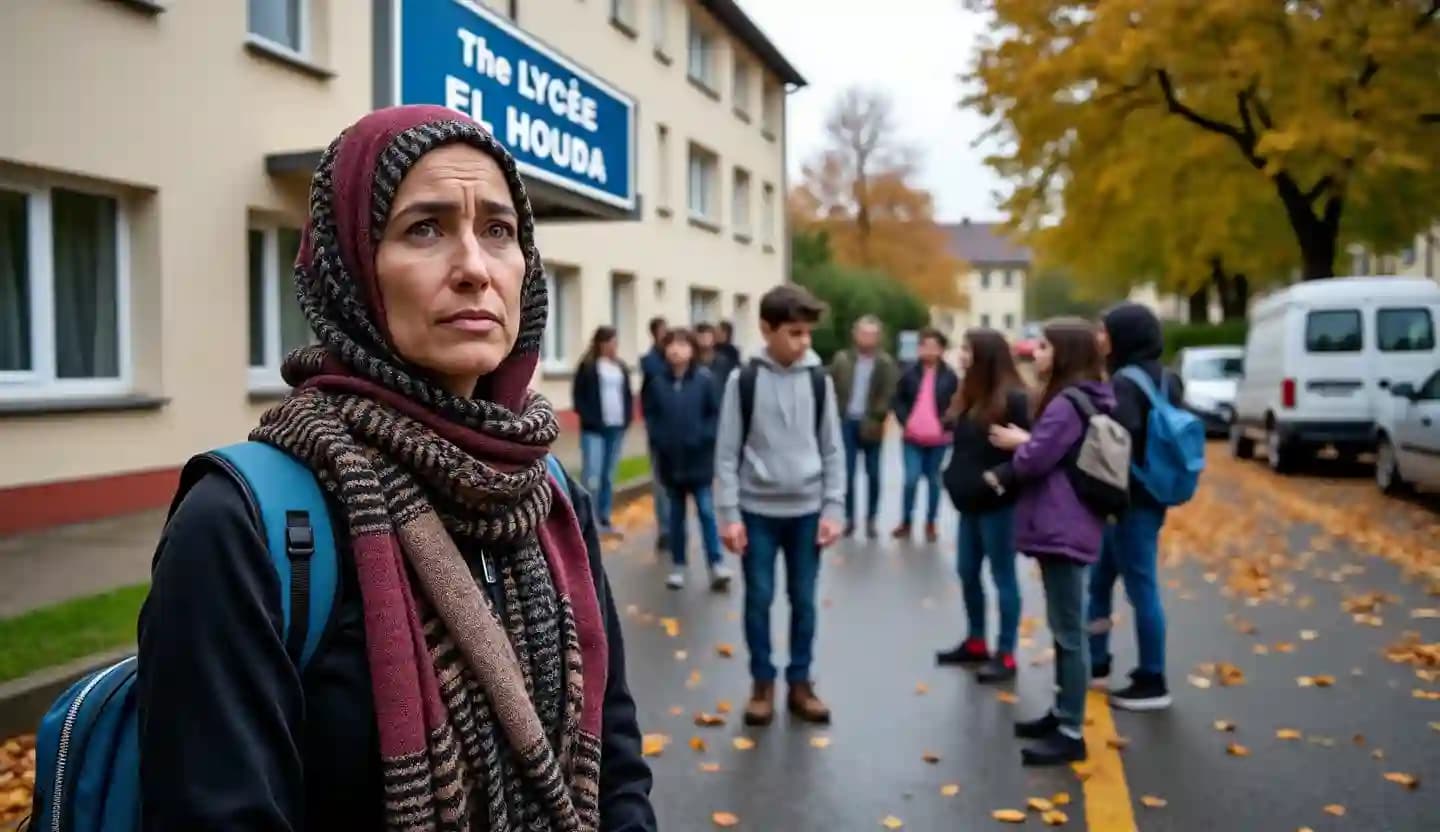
[{"x1": 254, "y1": 106, "x2": 607, "y2": 830}]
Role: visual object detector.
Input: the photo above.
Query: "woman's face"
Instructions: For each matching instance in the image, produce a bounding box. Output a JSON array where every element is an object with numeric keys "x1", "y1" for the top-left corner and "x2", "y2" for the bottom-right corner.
[
  {"x1": 665, "y1": 339, "x2": 693, "y2": 368},
  {"x1": 598, "y1": 336, "x2": 618, "y2": 359},
  {"x1": 959, "y1": 340, "x2": 974, "y2": 371},
  {"x1": 1034, "y1": 336, "x2": 1054, "y2": 378},
  {"x1": 374, "y1": 144, "x2": 527, "y2": 398}
]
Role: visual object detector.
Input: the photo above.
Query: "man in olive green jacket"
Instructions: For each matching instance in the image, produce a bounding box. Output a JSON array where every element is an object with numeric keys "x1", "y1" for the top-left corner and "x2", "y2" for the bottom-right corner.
[{"x1": 828, "y1": 315, "x2": 900, "y2": 538}]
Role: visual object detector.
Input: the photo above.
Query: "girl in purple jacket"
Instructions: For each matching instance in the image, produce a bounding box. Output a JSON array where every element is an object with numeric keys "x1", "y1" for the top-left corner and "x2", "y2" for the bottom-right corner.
[{"x1": 983, "y1": 319, "x2": 1114, "y2": 766}]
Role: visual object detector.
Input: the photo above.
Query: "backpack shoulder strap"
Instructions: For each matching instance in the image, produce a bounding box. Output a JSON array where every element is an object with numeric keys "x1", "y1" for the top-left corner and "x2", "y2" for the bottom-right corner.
[
  {"x1": 1061, "y1": 387, "x2": 1098, "y2": 420},
  {"x1": 738, "y1": 360, "x2": 760, "y2": 448},
  {"x1": 209, "y1": 441, "x2": 337, "y2": 670},
  {"x1": 544, "y1": 452, "x2": 572, "y2": 508},
  {"x1": 809, "y1": 366, "x2": 827, "y2": 438},
  {"x1": 1117, "y1": 365, "x2": 1162, "y2": 406}
]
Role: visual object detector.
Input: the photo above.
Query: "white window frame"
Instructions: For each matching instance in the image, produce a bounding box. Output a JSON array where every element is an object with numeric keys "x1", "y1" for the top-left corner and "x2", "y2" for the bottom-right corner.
[
  {"x1": 760, "y1": 182, "x2": 776, "y2": 247},
  {"x1": 689, "y1": 287, "x2": 720, "y2": 326},
  {"x1": 688, "y1": 144, "x2": 719, "y2": 223},
  {"x1": 610, "y1": 0, "x2": 637, "y2": 30},
  {"x1": 0, "y1": 178, "x2": 132, "y2": 400},
  {"x1": 247, "y1": 0, "x2": 310, "y2": 58},
  {"x1": 656, "y1": 123, "x2": 672, "y2": 213},
  {"x1": 732, "y1": 59, "x2": 752, "y2": 115},
  {"x1": 247, "y1": 222, "x2": 308, "y2": 392},
  {"x1": 542, "y1": 265, "x2": 577, "y2": 372},
  {"x1": 732, "y1": 168, "x2": 752, "y2": 238},
  {"x1": 761, "y1": 81, "x2": 779, "y2": 134},
  {"x1": 687, "y1": 14, "x2": 715, "y2": 89},
  {"x1": 651, "y1": 0, "x2": 670, "y2": 55}
]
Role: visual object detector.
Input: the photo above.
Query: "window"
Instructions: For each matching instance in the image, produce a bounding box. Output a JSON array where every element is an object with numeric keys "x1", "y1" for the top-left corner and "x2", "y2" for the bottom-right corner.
[
  {"x1": 609, "y1": 0, "x2": 637, "y2": 35},
  {"x1": 1305, "y1": 310, "x2": 1362, "y2": 353},
  {"x1": 733, "y1": 293, "x2": 751, "y2": 348},
  {"x1": 1004, "y1": 270, "x2": 1015, "y2": 288},
  {"x1": 980, "y1": 313, "x2": 991, "y2": 328},
  {"x1": 732, "y1": 59, "x2": 752, "y2": 116},
  {"x1": 248, "y1": 0, "x2": 306, "y2": 54},
  {"x1": 689, "y1": 287, "x2": 720, "y2": 325},
  {"x1": 542, "y1": 265, "x2": 578, "y2": 369},
  {"x1": 655, "y1": 124, "x2": 671, "y2": 215},
  {"x1": 651, "y1": 0, "x2": 669, "y2": 55},
  {"x1": 1003, "y1": 313, "x2": 1014, "y2": 331},
  {"x1": 1419, "y1": 370, "x2": 1440, "y2": 401},
  {"x1": 687, "y1": 144, "x2": 719, "y2": 224},
  {"x1": 980, "y1": 270, "x2": 992, "y2": 290},
  {"x1": 732, "y1": 168, "x2": 752, "y2": 238},
  {"x1": 760, "y1": 183, "x2": 775, "y2": 247},
  {"x1": 1, "y1": 183, "x2": 130, "y2": 397},
  {"x1": 610, "y1": 272, "x2": 637, "y2": 358},
  {"x1": 247, "y1": 224, "x2": 309, "y2": 387},
  {"x1": 687, "y1": 14, "x2": 716, "y2": 90},
  {"x1": 1377, "y1": 308, "x2": 1435, "y2": 352},
  {"x1": 761, "y1": 81, "x2": 779, "y2": 135},
  {"x1": 654, "y1": 278, "x2": 666, "y2": 301}
]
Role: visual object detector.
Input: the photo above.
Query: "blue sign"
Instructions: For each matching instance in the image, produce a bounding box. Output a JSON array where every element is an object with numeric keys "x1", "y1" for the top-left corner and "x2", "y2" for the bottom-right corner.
[{"x1": 395, "y1": 0, "x2": 636, "y2": 211}]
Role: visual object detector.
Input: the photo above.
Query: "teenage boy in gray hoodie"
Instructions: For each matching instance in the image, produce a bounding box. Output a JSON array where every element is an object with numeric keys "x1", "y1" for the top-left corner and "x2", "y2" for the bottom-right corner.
[{"x1": 715, "y1": 285, "x2": 846, "y2": 726}]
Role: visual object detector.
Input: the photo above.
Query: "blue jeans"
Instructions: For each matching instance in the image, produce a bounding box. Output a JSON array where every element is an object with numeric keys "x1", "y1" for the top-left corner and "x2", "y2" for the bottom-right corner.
[
  {"x1": 580, "y1": 427, "x2": 625, "y2": 526},
  {"x1": 1088, "y1": 504, "x2": 1167, "y2": 676},
  {"x1": 1041, "y1": 558, "x2": 1089, "y2": 732},
  {"x1": 648, "y1": 445, "x2": 671, "y2": 548},
  {"x1": 668, "y1": 485, "x2": 722, "y2": 567},
  {"x1": 957, "y1": 507, "x2": 1020, "y2": 655},
  {"x1": 741, "y1": 511, "x2": 821, "y2": 684},
  {"x1": 841, "y1": 418, "x2": 882, "y2": 526},
  {"x1": 901, "y1": 442, "x2": 947, "y2": 526}
]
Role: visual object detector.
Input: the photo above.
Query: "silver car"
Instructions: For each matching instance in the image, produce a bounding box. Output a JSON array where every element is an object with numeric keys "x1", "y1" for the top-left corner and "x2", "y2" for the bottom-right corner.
[
  {"x1": 1375, "y1": 368, "x2": 1440, "y2": 495},
  {"x1": 1175, "y1": 346, "x2": 1245, "y2": 436}
]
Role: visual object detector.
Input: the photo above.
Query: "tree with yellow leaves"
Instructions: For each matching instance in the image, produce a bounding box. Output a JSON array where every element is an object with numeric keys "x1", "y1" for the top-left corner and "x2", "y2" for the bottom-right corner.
[
  {"x1": 968, "y1": 0, "x2": 1440, "y2": 280},
  {"x1": 791, "y1": 88, "x2": 966, "y2": 306}
]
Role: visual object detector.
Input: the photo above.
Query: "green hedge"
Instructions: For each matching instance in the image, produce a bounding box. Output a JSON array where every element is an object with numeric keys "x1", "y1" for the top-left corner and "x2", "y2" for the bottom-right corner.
[
  {"x1": 1161, "y1": 320, "x2": 1248, "y2": 361},
  {"x1": 793, "y1": 263, "x2": 931, "y2": 361}
]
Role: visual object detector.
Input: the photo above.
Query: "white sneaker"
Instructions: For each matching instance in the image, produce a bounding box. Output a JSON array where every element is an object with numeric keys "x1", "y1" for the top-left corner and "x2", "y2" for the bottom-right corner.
[
  {"x1": 708, "y1": 563, "x2": 734, "y2": 592},
  {"x1": 666, "y1": 569, "x2": 686, "y2": 590}
]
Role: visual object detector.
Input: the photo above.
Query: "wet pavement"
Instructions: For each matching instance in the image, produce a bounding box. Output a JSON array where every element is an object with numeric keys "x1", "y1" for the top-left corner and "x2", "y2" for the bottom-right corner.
[{"x1": 601, "y1": 443, "x2": 1440, "y2": 830}]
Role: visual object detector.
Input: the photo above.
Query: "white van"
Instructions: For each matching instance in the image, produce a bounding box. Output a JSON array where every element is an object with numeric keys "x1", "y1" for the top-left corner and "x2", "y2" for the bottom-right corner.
[{"x1": 1230, "y1": 276, "x2": 1440, "y2": 472}]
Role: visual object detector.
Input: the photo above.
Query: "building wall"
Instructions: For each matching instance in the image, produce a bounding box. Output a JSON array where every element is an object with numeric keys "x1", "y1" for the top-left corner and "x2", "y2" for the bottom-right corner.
[
  {"x1": 931, "y1": 264, "x2": 1027, "y2": 346},
  {"x1": 0, "y1": 0, "x2": 789, "y2": 516}
]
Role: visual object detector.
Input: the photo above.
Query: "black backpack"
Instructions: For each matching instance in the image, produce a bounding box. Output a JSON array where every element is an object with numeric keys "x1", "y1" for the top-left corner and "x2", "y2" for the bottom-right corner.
[
  {"x1": 1060, "y1": 388, "x2": 1132, "y2": 520},
  {"x1": 737, "y1": 360, "x2": 827, "y2": 450}
]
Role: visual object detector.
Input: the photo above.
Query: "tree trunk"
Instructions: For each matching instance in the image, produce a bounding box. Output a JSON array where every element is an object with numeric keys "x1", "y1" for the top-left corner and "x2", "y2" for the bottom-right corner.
[
  {"x1": 1210, "y1": 262, "x2": 1250, "y2": 321},
  {"x1": 1274, "y1": 175, "x2": 1341, "y2": 280},
  {"x1": 1188, "y1": 285, "x2": 1209, "y2": 324}
]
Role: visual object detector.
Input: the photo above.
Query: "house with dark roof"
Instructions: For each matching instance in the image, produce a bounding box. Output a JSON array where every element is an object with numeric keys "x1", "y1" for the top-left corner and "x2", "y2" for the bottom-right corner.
[{"x1": 933, "y1": 219, "x2": 1032, "y2": 342}]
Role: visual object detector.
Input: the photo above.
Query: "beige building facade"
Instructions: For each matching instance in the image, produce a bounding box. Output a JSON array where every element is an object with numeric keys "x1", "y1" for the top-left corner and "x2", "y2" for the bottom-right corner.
[
  {"x1": 0, "y1": 0, "x2": 801, "y2": 532},
  {"x1": 930, "y1": 220, "x2": 1029, "y2": 346}
]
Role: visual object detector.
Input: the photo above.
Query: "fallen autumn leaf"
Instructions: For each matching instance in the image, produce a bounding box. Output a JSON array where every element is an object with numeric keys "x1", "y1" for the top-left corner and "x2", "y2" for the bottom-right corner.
[
  {"x1": 992, "y1": 809, "x2": 1027, "y2": 823},
  {"x1": 641, "y1": 734, "x2": 670, "y2": 757},
  {"x1": 1276, "y1": 729, "x2": 1302, "y2": 741},
  {"x1": 1383, "y1": 772, "x2": 1419, "y2": 789},
  {"x1": 940, "y1": 784, "x2": 961, "y2": 797},
  {"x1": 1226, "y1": 742, "x2": 1251, "y2": 757},
  {"x1": 689, "y1": 736, "x2": 708, "y2": 752},
  {"x1": 1027, "y1": 796, "x2": 1054, "y2": 812},
  {"x1": 732, "y1": 737, "x2": 755, "y2": 751},
  {"x1": 922, "y1": 751, "x2": 941, "y2": 764},
  {"x1": 881, "y1": 816, "x2": 904, "y2": 829},
  {"x1": 1140, "y1": 795, "x2": 1168, "y2": 808},
  {"x1": 809, "y1": 736, "x2": 831, "y2": 749},
  {"x1": 1323, "y1": 804, "x2": 1345, "y2": 817},
  {"x1": 1041, "y1": 809, "x2": 1068, "y2": 826},
  {"x1": 712, "y1": 810, "x2": 739, "y2": 827}
]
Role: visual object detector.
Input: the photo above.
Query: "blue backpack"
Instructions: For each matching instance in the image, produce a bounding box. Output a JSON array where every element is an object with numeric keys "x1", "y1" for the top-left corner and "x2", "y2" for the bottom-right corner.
[
  {"x1": 1118, "y1": 366, "x2": 1206, "y2": 506},
  {"x1": 26, "y1": 442, "x2": 569, "y2": 831}
]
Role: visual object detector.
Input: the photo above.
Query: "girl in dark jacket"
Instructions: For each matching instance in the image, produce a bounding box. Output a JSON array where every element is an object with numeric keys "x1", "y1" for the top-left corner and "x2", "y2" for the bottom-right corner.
[
  {"x1": 642, "y1": 328, "x2": 733, "y2": 592},
  {"x1": 938, "y1": 328, "x2": 1031, "y2": 683},
  {"x1": 572, "y1": 326, "x2": 634, "y2": 535},
  {"x1": 137, "y1": 105, "x2": 655, "y2": 830},
  {"x1": 985, "y1": 318, "x2": 1114, "y2": 767}
]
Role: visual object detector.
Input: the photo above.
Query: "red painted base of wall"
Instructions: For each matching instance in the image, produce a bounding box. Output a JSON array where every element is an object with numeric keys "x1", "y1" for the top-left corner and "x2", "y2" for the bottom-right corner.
[{"x1": 0, "y1": 466, "x2": 181, "y2": 536}]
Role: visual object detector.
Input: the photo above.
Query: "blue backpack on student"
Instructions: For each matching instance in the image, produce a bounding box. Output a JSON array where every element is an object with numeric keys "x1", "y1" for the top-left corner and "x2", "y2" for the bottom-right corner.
[
  {"x1": 1118, "y1": 366, "x2": 1206, "y2": 506},
  {"x1": 26, "y1": 442, "x2": 570, "y2": 831}
]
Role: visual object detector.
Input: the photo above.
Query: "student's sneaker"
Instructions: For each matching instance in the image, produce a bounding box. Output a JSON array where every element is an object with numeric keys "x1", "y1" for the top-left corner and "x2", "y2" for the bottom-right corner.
[
  {"x1": 665, "y1": 569, "x2": 686, "y2": 590},
  {"x1": 708, "y1": 563, "x2": 734, "y2": 592},
  {"x1": 936, "y1": 638, "x2": 990, "y2": 666},
  {"x1": 1090, "y1": 659, "x2": 1113, "y2": 691},
  {"x1": 1021, "y1": 731, "x2": 1087, "y2": 766},
  {"x1": 891, "y1": 523, "x2": 912, "y2": 540},
  {"x1": 977, "y1": 654, "x2": 1017, "y2": 684},
  {"x1": 1109, "y1": 671, "x2": 1171, "y2": 711},
  {"x1": 1014, "y1": 711, "x2": 1059, "y2": 739}
]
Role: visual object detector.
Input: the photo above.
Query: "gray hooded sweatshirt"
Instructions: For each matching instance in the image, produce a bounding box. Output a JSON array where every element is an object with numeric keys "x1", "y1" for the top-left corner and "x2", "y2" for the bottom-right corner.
[{"x1": 714, "y1": 347, "x2": 846, "y2": 527}]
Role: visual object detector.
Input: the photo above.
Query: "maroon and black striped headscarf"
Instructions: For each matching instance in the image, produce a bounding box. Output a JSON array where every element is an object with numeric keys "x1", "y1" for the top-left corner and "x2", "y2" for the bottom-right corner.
[{"x1": 252, "y1": 105, "x2": 607, "y2": 831}]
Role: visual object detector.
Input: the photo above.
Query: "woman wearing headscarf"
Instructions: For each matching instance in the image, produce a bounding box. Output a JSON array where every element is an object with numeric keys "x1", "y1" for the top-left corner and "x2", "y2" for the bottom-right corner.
[{"x1": 136, "y1": 106, "x2": 656, "y2": 830}]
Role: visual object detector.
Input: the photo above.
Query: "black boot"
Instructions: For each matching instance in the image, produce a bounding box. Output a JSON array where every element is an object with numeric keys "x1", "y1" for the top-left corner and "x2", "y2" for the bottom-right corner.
[
  {"x1": 976, "y1": 654, "x2": 1017, "y2": 684},
  {"x1": 1014, "y1": 712, "x2": 1058, "y2": 739},
  {"x1": 1021, "y1": 732, "x2": 1087, "y2": 766},
  {"x1": 936, "y1": 638, "x2": 989, "y2": 666}
]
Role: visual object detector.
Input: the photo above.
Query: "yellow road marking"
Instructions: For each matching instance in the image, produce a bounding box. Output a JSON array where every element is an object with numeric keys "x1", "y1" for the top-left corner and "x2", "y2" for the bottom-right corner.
[{"x1": 1075, "y1": 690, "x2": 1139, "y2": 832}]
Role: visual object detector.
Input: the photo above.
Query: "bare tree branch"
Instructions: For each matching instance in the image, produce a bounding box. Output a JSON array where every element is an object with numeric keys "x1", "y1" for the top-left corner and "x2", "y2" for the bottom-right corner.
[
  {"x1": 1156, "y1": 70, "x2": 1248, "y2": 143},
  {"x1": 1303, "y1": 175, "x2": 1334, "y2": 203}
]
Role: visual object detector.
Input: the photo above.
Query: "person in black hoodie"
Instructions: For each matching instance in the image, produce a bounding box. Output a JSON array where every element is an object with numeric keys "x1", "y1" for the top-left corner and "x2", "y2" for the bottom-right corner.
[
  {"x1": 938, "y1": 328, "x2": 1032, "y2": 683},
  {"x1": 642, "y1": 327, "x2": 735, "y2": 592},
  {"x1": 1089, "y1": 302, "x2": 1184, "y2": 711}
]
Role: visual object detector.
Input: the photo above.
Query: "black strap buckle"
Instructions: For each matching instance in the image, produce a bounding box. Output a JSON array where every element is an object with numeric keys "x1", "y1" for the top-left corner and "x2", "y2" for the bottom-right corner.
[{"x1": 285, "y1": 511, "x2": 315, "y2": 558}]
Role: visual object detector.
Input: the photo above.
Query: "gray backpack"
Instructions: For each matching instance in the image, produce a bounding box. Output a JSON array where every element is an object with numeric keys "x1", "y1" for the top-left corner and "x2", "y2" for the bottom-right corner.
[{"x1": 1061, "y1": 389, "x2": 1132, "y2": 519}]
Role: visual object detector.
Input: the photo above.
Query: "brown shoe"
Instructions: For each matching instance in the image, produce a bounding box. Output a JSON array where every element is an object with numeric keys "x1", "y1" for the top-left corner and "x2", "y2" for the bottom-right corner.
[
  {"x1": 891, "y1": 524, "x2": 912, "y2": 540},
  {"x1": 925, "y1": 523, "x2": 938, "y2": 543},
  {"x1": 787, "y1": 681, "x2": 832, "y2": 724},
  {"x1": 743, "y1": 681, "x2": 775, "y2": 726}
]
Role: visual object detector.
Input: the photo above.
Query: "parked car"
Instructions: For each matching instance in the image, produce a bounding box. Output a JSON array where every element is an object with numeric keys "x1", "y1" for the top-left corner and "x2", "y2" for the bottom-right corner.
[
  {"x1": 1230, "y1": 276, "x2": 1440, "y2": 473},
  {"x1": 1375, "y1": 368, "x2": 1440, "y2": 495},
  {"x1": 1013, "y1": 322, "x2": 1042, "y2": 360},
  {"x1": 1175, "y1": 345, "x2": 1244, "y2": 436}
]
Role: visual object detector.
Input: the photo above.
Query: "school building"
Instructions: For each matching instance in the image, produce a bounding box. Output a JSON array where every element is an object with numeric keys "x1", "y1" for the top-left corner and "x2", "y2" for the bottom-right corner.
[
  {"x1": 0, "y1": 0, "x2": 804, "y2": 534},
  {"x1": 930, "y1": 219, "x2": 1031, "y2": 345}
]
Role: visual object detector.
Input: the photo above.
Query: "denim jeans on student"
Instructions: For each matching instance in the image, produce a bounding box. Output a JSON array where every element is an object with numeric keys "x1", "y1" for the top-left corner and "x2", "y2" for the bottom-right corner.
[
  {"x1": 648, "y1": 445, "x2": 671, "y2": 548},
  {"x1": 1088, "y1": 504, "x2": 1167, "y2": 676},
  {"x1": 741, "y1": 511, "x2": 822, "y2": 684},
  {"x1": 957, "y1": 506, "x2": 1020, "y2": 655},
  {"x1": 580, "y1": 426, "x2": 626, "y2": 526},
  {"x1": 1039, "y1": 557, "x2": 1088, "y2": 732},
  {"x1": 841, "y1": 418, "x2": 882, "y2": 526},
  {"x1": 901, "y1": 442, "x2": 947, "y2": 526},
  {"x1": 668, "y1": 485, "x2": 723, "y2": 568}
]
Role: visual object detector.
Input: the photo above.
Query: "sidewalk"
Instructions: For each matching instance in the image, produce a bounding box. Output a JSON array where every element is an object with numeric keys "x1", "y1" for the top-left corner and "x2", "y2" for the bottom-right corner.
[{"x1": 0, "y1": 425, "x2": 649, "y2": 620}]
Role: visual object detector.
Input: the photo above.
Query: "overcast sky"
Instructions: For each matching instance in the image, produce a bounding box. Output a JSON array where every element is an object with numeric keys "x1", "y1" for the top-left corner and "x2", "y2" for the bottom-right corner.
[{"x1": 736, "y1": 0, "x2": 1007, "y2": 223}]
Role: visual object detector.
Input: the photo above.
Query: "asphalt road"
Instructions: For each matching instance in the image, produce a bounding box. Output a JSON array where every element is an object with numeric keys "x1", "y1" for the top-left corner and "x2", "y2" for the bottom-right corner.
[{"x1": 600, "y1": 443, "x2": 1440, "y2": 831}]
